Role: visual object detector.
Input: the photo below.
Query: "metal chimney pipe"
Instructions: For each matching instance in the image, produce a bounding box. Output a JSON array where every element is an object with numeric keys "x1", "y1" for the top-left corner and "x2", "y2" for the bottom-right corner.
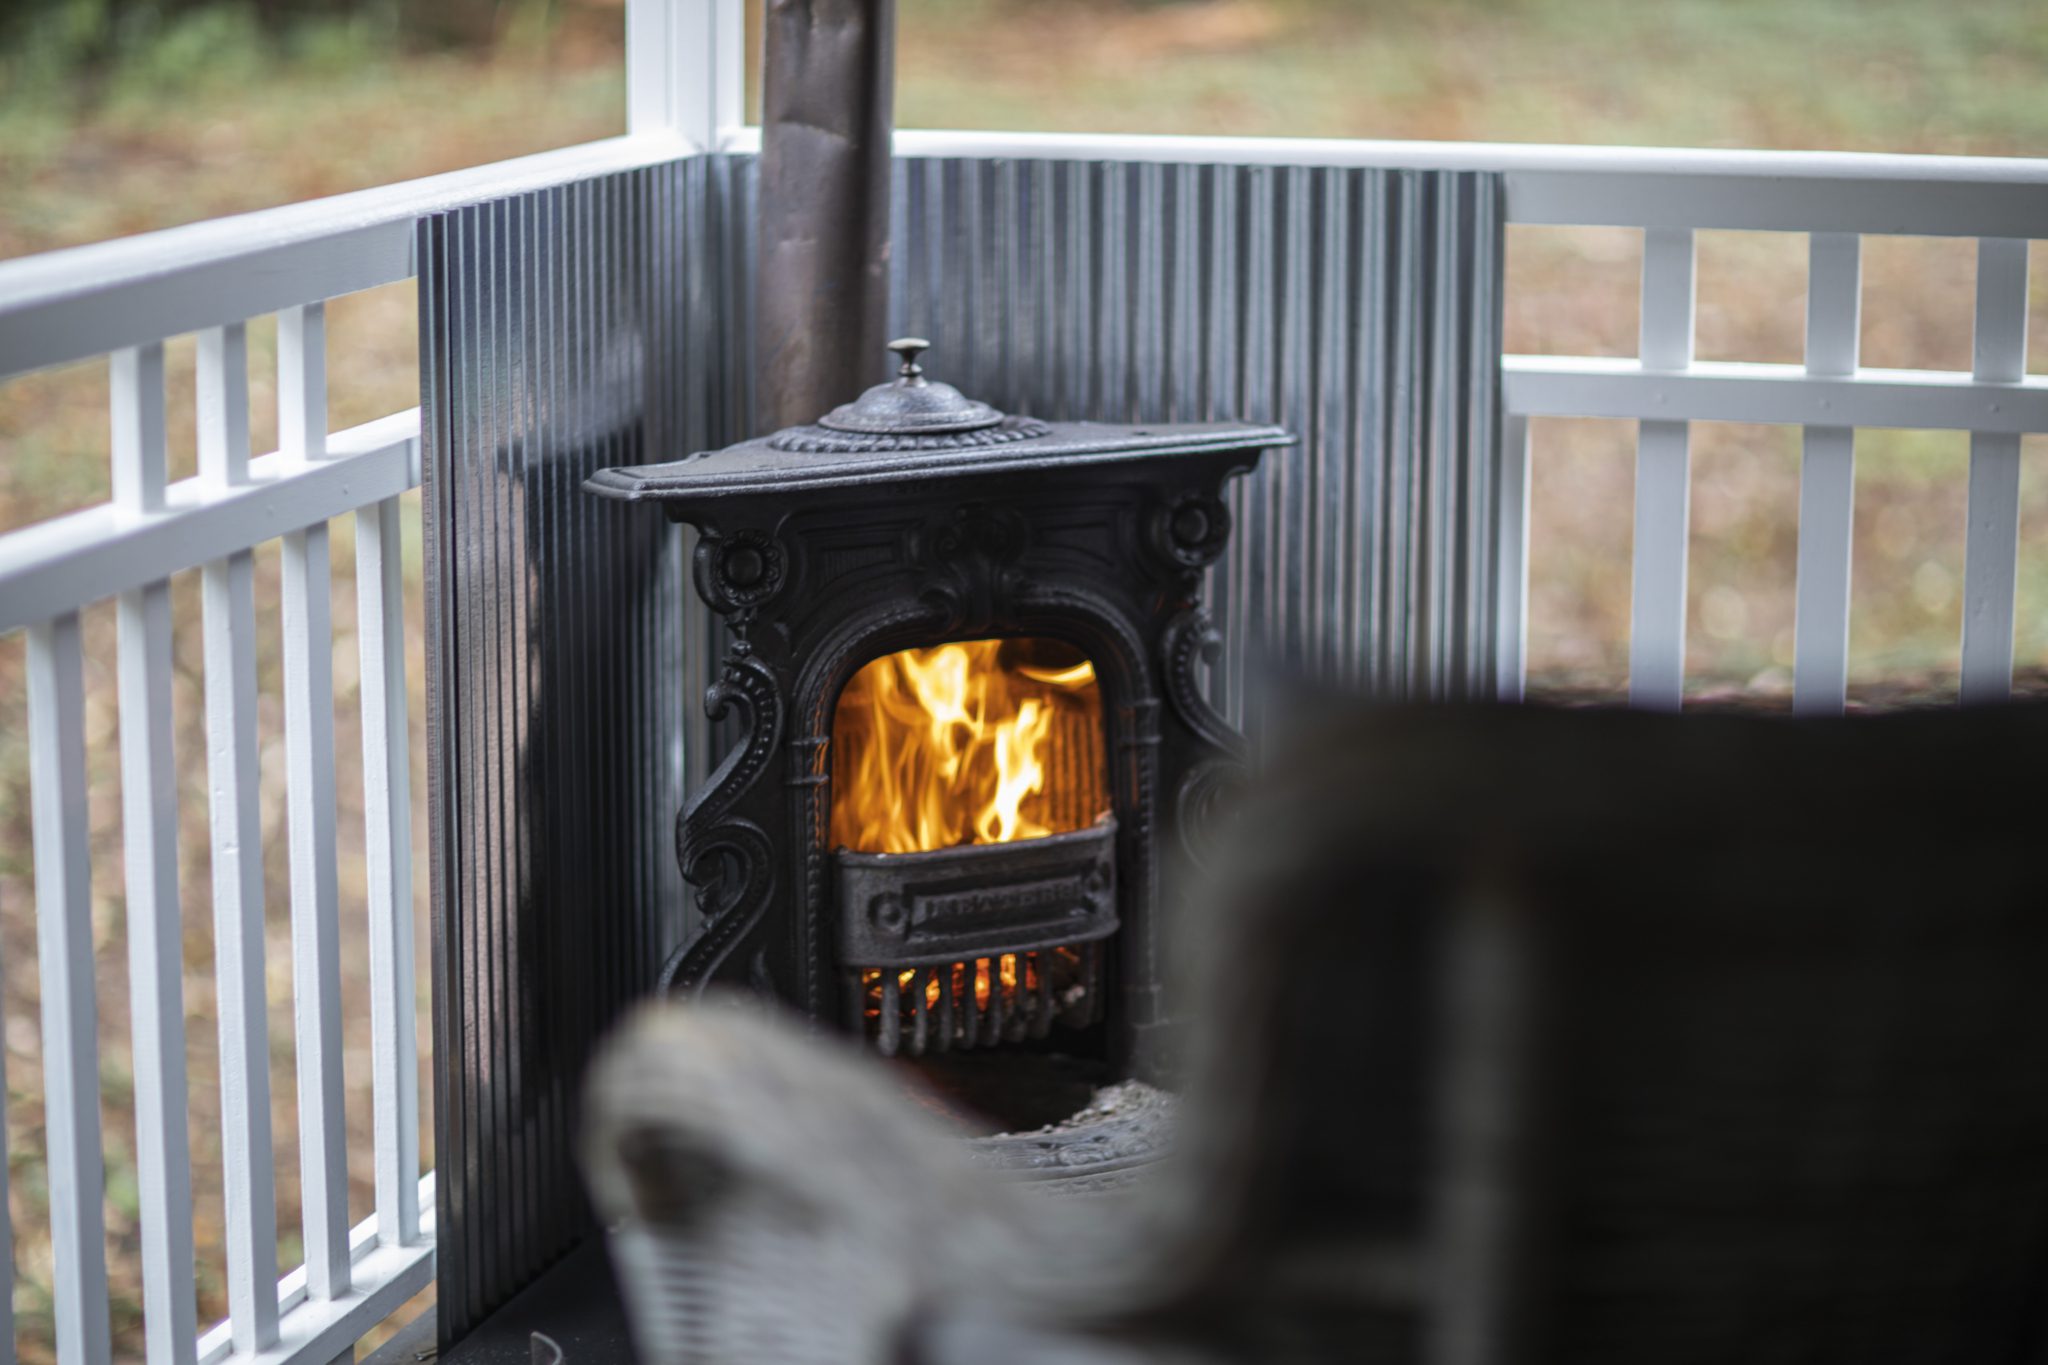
[{"x1": 756, "y1": 0, "x2": 897, "y2": 432}]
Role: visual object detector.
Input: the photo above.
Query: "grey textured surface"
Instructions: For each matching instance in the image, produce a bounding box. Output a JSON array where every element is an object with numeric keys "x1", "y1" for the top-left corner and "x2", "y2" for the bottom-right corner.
[{"x1": 418, "y1": 154, "x2": 751, "y2": 1343}]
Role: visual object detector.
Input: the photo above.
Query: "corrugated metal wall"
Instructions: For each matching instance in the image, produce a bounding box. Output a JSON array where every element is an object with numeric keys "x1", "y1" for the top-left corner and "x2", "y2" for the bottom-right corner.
[
  {"x1": 887, "y1": 157, "x2": 1506, "y2": 710},
  {"x1": 422, "y1": 150, "x2": 1503, "y2": 1343},
  {"x1": 418, "y1": 154, "x2": 750, "y2": 1342}
]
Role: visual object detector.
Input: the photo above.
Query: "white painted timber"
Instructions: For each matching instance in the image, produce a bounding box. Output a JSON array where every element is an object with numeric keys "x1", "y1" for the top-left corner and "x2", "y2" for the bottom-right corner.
[
  {"x1": 1495, "y1": 414, "x2": 1531, "y2": 702},
  {"x1": 112, "y1": 344, "x2": 168, "y2": 511},
  {"x1": 195, "y1": 1175, "x2": 438, "y2": 1365},
  {"x1": 197, "y1": 324, "x2": 252, "y2": 487},
  {"x1": 27, "y1": 613, "x2": 112, "y2": 1365},
  {"x1": 6, "y1": 126, "x2": 2044, "y2": 381},
  {"x1": 0, "y1": 409, "x2": 418, "y2": 634},
  {"x1": 198, "y1": 324, "x2": 282, "y2": 1354},
  {"x1": 1960, "y1": 238, "x2": 2030, "y2": 704},
  {"x1": 278, "y1": 305, "x2": 351, "y2": 1301},
  {"x1": 0, "y1": 133, "x2": 690, "y2": 380},
  {"x1": 1629, "y1": 227, "x2": 1697, "y2": 711},
  {"x1": 1500, "y1": 357, "x2": 2048, "y2": 435},
  {"x1": 731, "y1": 128, "x2": 2048, "y2": 239},
  {"x1": 1792, "y1": 233, "x2": 1862, "y2": 715},
  {"x1": 628, "y1": 0, "x2": 744, "y2": 146},
  {"x1": 113, "y1": 343, "x2": 200, "y2": 1365},
  {"x1": 356, "y1": 494, "x2": 420, "y2": 1246}
]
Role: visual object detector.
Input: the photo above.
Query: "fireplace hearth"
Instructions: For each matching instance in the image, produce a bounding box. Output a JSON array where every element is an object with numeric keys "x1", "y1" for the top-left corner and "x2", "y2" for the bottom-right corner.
[{"x1": 587, "y1": 339, "x2": 1292, "y2": 1096}]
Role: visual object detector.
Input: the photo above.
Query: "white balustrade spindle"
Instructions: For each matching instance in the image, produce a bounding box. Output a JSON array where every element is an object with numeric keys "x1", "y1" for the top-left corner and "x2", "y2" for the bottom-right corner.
[
  {"x1": 199, "y1": 321, "x2": 283, "y2": 1353},
  {"x1": 1628, "y1": 226, "x2": 1697, "y2": 711},
  {"x1": 278, "y1": 302, "x2": 352, "y2": 1300},
  {"x1": 357, "y1": 493, "x2": 421, "y2": 1247},
  {"x1": 1792, "y1": 232, "x2": 1862, "y2": 715},
  {"x1": 113, "y1": 342, "x2": 202, "y2": 1365},
  {"x1": 1961, "y1": 237, "x2": 2029, "y2": 704},
  {"x1": 27, "y1": 612, "x2": 113, "y2": 1365}
]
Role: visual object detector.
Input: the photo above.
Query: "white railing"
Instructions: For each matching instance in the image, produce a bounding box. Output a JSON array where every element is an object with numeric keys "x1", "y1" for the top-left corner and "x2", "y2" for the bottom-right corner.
[
  {"x1": 1492, "y1": 176, "x2": 2039, "y2": 713},
  {"x1": 848, "y1": 128, "x2": 2047, "y2": 713},
  {"x1": 0, "y1": 4, "x2": 740, "y2": 1364},
  {"x1": 0, "y1": 8, "x2": 2042, "y2": 1360},
  {"x1": 14, "y1": 325, "x2": 435, "y2": 1365}
]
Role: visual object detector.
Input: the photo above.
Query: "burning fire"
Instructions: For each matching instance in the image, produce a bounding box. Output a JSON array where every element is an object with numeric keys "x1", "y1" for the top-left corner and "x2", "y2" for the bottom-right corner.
[{"x1": 831, "y1": 638, "x2": 1105, "y2": 854}]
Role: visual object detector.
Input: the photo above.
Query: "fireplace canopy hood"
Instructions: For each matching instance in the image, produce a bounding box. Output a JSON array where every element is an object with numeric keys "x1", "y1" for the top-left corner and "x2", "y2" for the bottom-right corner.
[{"x1": 583, "y1": 339, "x2": 1293, "y2": 503}]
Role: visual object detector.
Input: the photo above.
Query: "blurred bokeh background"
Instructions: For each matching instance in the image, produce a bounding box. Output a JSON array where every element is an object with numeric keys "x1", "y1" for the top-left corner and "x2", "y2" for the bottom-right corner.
[{"x1": 0, "y1": 0, "x2": 2045, "y2": 1358}]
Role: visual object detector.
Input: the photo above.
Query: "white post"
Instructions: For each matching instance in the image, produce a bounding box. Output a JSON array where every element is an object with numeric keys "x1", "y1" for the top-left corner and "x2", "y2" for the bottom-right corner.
[{"x1": 627, "y1": 0, "x2": 746, "y2": 146}]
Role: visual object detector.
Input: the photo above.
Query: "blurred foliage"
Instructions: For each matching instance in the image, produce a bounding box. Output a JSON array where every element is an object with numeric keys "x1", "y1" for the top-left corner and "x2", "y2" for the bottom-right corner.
[{"x1": 0, "y1": 0, "x2": 571, "y2": 112}]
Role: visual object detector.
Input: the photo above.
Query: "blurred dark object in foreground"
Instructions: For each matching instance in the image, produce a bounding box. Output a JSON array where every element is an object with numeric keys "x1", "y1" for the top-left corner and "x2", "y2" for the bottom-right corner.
[{"x1": 585, "y1": 702, "x2": 2048, "y2": 1364}]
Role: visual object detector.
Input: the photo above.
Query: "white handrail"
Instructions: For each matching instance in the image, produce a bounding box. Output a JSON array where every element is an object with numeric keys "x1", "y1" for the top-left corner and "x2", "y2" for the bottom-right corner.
[
  {"x1": 0, "y1": 409, "x2": 418, "y2": 633},
  {"x1": 8, "y1": 122, "x2": 2046, "y2": 385},
  {"x1": 735, "y1": 127, "x2": 2048, "y2": 236},
  {"x1": 0, "y1": 132, "x2": 693, "y2": 381}
]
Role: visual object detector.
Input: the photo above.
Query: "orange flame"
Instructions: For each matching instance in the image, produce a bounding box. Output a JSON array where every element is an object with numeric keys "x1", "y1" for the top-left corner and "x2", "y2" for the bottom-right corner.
[{"x1": 831, "y1": 639, "x2": 1105, "y2": 854}]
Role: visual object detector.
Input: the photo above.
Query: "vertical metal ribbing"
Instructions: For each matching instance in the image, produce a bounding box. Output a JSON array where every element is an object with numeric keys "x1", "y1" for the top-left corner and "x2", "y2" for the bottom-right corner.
[
  {"x1": 1496, "y1": 414, "x2": 1533, "y2": 703},
  {"x1": 1311, "y1": 168, "x2": 1348, "y2": 685},
  {"x1": 688, "y1": 152, "x2": 1507, "y2": 727},
  {"x1": 1461, "y1": 173, "x2": 1506, "y2": 697},
  {"x1": 1385, "y1": 172, "x2": 1426, "y2": 695},
  {"x1": 1354, "y1": 169, "x2": 1390, "y2": 693},
  {"x1": 424, "y1": 158, "x2": 720, "y2": 1344}
]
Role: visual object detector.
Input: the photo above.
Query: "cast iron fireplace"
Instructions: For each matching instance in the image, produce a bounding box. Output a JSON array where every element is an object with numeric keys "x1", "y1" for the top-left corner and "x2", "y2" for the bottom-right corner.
[{"x1": 587, "y1": 340, "x2": 1292, "y2": 1082}]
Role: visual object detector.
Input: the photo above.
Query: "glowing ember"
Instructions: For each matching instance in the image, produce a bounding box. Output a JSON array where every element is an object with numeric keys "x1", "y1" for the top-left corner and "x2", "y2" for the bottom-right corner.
[{"x1": 831, "y1": 638, "x2": 1106, "y2": 854}]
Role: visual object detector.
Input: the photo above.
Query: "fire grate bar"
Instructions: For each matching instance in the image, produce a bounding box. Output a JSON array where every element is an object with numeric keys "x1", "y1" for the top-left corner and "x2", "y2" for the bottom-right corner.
[{"x1": 851, "y1": 945, "x2": 1105, "y2": 1059}]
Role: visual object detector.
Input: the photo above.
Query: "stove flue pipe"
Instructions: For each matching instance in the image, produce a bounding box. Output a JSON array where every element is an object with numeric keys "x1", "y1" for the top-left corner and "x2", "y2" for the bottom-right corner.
[{"x1": 756, "y1": 0, "x2": 897, "y2": 432}]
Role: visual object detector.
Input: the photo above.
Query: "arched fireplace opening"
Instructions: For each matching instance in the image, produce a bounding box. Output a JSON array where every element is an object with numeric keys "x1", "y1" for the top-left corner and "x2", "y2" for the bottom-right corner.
[{"x1": 830, "y1": 637, "x2": 1116, "y2": 1060}]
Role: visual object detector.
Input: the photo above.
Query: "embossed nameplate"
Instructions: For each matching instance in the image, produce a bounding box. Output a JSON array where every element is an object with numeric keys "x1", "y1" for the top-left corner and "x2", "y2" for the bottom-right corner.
[{"x1": 836, "y1": 819, "x2": 1119, "y2": 969}]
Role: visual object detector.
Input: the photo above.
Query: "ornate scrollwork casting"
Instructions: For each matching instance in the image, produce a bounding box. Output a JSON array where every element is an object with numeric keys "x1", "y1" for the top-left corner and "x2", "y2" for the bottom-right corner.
[
  {"x1": 912, "y1": 501, "x2": 1030, "y2": 636},
  {"x1": 659, "y1": 650, "x2": 784, "y2": 995},
  {"x1": 1161, "y1": 605, "x2": 1246, "y2": 759},
  {"x1": 1161, "y1": 605, "x2": 1251, "y2": 868},
  {"x1": 692, "y1": 525, "x2": 788, "y2": 624},
  {"x1": 1147, "y1": 490, "x2": 1233, "y2": 584}
]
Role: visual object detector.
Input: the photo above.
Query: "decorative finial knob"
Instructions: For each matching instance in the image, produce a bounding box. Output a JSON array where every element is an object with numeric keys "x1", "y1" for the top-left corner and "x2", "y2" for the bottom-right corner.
[{"x1": 887, "y1": 337, "x2": 930, "y2": 382}]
